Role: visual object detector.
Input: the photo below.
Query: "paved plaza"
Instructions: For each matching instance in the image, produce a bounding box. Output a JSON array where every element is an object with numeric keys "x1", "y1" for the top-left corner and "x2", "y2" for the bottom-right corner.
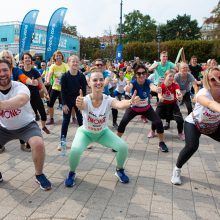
[{"x1": 0, "y1": 102, "x2": 220, "y2": 220}]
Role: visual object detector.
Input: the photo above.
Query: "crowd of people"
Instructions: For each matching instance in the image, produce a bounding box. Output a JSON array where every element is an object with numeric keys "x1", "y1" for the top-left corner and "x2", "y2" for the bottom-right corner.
[{"x1": 0, "y1": 49, "x2": 219, "y2": 191}]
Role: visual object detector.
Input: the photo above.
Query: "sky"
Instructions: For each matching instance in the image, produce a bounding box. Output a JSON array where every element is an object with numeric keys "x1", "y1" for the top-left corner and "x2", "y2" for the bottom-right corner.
[{"x1": 0, "y1": 0, "x2": 218, "y2": 37}]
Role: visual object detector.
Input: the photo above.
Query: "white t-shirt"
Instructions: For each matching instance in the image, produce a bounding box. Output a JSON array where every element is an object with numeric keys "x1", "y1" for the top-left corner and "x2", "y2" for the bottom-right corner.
[
  {"x1": 115, "y1": 78, "x2": 127, "y2": 93},
  {"x1": 82, "y1": 94, "x2": 114, "y2": 133},
  {"x1": 185, "y1": 88, "x2": 220, "y2": 133},
  {"x1": 0, "y1": 81, "x2": 34, "y2": 130}
]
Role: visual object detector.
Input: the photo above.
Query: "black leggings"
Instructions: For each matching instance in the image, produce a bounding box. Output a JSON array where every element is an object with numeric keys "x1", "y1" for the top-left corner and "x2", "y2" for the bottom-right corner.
[
  {"x1": 176, "y1": 122, "x2": 220, "y2": 168},
  {"x1": 30, "y1": 93, "x2": 47, "y2": 122},
  {"x1": 48, "y1": 89, "x2": 62, "y2": 108},
  {"x1": 182, "y1": 91, "x2": 193, "y2": 115},
  {"x1": 152, "y1": 102, "x2": 184, "y2": 134},
  {"x1": 118, "y1": 105, "x2": 164, "y2": 134}
]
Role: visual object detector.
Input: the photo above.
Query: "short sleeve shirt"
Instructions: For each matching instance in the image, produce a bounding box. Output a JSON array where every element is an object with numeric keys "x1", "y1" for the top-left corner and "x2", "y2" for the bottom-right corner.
[
  {"x1": 154, "y1": 61, "x2": 176, "y2": 85},
  {"x1": 49, "y1": 63, "x2": 69, "y2": 91},
  {"x1": 82, "y1": 94, "x2": 114, "y2": 133},
  {"x1": 0, "y1": 81, "x2": 34, "y2": 130}
]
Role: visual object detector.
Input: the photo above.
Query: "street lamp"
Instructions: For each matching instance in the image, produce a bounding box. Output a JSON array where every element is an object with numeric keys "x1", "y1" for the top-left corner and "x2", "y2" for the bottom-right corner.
[
  {"x1": 119, "y1": 0, "x2": 123, "y2": 45},
  {"x1": 156, "y1": 25, "x2": 162, "y2": 61}
]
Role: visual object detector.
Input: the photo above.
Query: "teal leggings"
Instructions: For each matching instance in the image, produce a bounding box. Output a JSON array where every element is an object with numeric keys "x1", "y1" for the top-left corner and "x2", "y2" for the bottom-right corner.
[{"x1": 69, "y1": 126, "x2": 128, "y2": 171}]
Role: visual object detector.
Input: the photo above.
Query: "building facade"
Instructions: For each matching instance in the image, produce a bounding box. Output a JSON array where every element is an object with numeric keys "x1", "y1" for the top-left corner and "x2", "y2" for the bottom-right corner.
[{"x1": 0, "y1": 21, "x2": 80, "y2": 61}]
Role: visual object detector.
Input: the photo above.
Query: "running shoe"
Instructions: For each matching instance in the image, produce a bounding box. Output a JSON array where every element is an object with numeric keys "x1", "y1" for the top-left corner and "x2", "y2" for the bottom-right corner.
[
  {"x1": 20, "y1": 143, "x2": 31, "y2": 152},
  {"x1": 159, "y1": 141, "x2": 169, "y2": 152},
  {"x1": 141, "y1": 115, "x2": 148, "y2": 123},
  {"x1": 42, "y1": 126, "x2": 50, "y2": 134},
  {"x1": 65, "y1": 171, "x2": 76, "y2": 187},
  {"x1": 171, "y1": 167, "x2": 182, "y2": 185},
  {"x1": 35, "y1": 174, "x2": 52, "y2": 190},
  {"x1": 115, "y1": 168, "x2": 129, "y2": 184},
  {"x1": 147, "y1": 130, "x2": 156, "y2": 138}
]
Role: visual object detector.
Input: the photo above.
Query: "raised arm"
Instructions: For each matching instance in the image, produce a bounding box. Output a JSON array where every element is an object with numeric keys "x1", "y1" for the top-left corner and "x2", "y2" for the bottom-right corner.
[{"x1": 111, "y1": 90, "x2": 140, "y2": 109}]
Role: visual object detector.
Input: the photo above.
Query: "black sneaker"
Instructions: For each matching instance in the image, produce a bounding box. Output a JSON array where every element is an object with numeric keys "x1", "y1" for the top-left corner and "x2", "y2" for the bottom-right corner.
[
  {"x1": 0, "y1": 172, "x2": 3, "y2": 182},
  {"x1": 159, "y1": 142, "x2": 169, "y2": 152},
  {"x1": 35, "y1": 174, "x2": 52, "y2": 190}
]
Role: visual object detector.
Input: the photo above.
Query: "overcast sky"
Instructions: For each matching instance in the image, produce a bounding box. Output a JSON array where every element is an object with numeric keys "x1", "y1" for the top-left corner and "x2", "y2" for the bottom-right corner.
[{"x1": 0, "y1": 0, "x2": 218, "y2": 37}]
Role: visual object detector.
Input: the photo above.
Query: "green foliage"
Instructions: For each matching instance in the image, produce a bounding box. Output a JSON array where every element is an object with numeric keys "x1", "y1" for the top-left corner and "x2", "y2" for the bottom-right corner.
[
  {"x1": 62, "y1": 22, "x2": 77, "y2": 36},
  {"x1": 161, "y1": 14, "x2": 201, "y2": 41},
  {"x1": 121, "y1": 40, "x2": 220, "y2": 63},
  {"x1": 117, "y1": 10, "x2": 157, "y2": 43},
  {"x1": 80, "y1": 37, "x2": 100, "y2": 60}
]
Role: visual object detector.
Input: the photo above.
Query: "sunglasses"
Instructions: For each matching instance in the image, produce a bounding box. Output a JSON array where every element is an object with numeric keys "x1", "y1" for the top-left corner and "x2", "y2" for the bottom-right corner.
[
  {"x1": 136, "y1": 71, "x2": 146, "y2": 76},
  {"x1": 96, "y1": 64, "x2": 103, "y2": 67},
  {"x1": 209, "y1": 76, "x2": 220, "y2": 82}
]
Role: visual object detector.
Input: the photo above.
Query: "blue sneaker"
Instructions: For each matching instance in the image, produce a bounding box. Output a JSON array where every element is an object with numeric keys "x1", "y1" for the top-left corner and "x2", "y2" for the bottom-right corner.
[
  {"x1": 35, "y1": 174, "x2": 51, "y2": 190},
  {"x1": 0, "y1": 172, "x2": 3, "y2": 182},
  {"x1": 65, "y1": 171, "x2": 76, "y2": 187},
  {"x1": 115, "y1": 168, "x2": 129, "y2": 184}
]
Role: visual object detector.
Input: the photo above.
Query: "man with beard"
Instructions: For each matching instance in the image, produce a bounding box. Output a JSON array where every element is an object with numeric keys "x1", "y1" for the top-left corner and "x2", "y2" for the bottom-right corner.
[{"x1": 0, "y1": 59, "x2": 51, "y2": 190}]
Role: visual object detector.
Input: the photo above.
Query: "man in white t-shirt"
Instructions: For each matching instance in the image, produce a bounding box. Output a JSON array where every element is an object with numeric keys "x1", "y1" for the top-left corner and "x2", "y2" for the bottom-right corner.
[{"x1": 0, "y1": 59, "x2": 51, "y2": 190}]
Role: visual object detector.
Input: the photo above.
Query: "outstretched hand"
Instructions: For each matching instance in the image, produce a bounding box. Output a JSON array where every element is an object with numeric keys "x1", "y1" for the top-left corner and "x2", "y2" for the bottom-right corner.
[{"x1": 130, "y1": 90, "x2": 140, "y2": 105}]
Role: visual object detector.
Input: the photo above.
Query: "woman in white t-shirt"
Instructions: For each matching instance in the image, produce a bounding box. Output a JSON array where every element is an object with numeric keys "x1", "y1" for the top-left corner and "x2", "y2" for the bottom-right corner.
[
  {"x1": 171, "y1": 67, "x2": 220, "y2": 185},
  {"x1": 64, "y1": 67, "x2": 140, "y2": 187}
]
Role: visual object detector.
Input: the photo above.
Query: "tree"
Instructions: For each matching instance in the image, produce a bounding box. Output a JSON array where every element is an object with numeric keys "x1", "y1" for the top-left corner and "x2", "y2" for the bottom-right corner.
[
  {"x1": 62, "y1": 21, "x2": 77, "y2": 36},
  {"x1": 205, "y1": 1, "x2": 220, "y2": 38},
  {"x1": 161, "y1": 14, "x2": 201, "y2": 41},
  {"x1": 117, "y1": 10, "x2": 157, "y2": 43},
  {"x1": 80, "y1": 37, "x2": 100, "y2": 60}
]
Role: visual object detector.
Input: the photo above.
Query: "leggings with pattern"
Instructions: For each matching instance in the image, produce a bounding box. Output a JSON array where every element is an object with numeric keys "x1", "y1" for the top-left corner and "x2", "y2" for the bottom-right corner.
[{"x1": 69, "y1": 126, "x2": 128, "y2": 171}]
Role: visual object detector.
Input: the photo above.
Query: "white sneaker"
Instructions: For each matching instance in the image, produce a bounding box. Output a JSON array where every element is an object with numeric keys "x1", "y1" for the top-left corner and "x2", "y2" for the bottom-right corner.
[{"x1": 171, "y1": 167, "x2": 182, "y2": 185}]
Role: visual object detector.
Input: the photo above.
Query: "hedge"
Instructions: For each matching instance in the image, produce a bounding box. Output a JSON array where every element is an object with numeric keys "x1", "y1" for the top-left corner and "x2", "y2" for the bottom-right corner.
[{"x1": 97, "y1": 40, "x2": 220, "y2": 63}]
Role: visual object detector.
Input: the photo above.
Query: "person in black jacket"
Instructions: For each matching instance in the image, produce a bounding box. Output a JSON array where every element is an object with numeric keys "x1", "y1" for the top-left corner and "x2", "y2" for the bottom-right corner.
[{"x1": 58, "y1": 55, "x2": 87, "y2": 151}]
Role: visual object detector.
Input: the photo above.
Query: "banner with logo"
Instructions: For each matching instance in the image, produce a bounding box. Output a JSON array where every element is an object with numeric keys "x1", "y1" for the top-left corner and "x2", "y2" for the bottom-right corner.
[
  {"x1": 19, "y1": 10, "x2": 39, "y2": 59},
  {"x1": 116, "y1": 43, "x2": 123, "y2": 63},
  {"x1": 45, "y1": 7, "x2": 67, "y2": 62}
]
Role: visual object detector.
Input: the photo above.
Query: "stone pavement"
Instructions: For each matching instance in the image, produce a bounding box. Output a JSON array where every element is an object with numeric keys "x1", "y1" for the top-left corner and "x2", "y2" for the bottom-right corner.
[{"x1": 0, "y1": 103, "x2": 220, "y2": 220}]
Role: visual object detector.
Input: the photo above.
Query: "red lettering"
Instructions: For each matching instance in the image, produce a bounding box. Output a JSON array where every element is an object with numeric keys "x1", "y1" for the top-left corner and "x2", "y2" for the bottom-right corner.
[{"x1": 0, "y1": 109, "x2": 21, "y2": 119}]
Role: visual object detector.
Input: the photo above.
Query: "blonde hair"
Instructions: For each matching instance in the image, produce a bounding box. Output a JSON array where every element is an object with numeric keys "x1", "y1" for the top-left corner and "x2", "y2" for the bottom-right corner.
[
  {"x1": 0, "y1": 50, "x2": 16, "y2": 67},
  {"x1": 87, "y1": 66, "x2": 103, "y2": 79},
  {"x1": 67, "y1": 54, "x2": 79, "y2": 62},
  {"x1": 164, "y1": 69, "x2": 176, "y2": 79},
  {"x1": 203, "y1": 67, "x2": 220, "y2": 90}
]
